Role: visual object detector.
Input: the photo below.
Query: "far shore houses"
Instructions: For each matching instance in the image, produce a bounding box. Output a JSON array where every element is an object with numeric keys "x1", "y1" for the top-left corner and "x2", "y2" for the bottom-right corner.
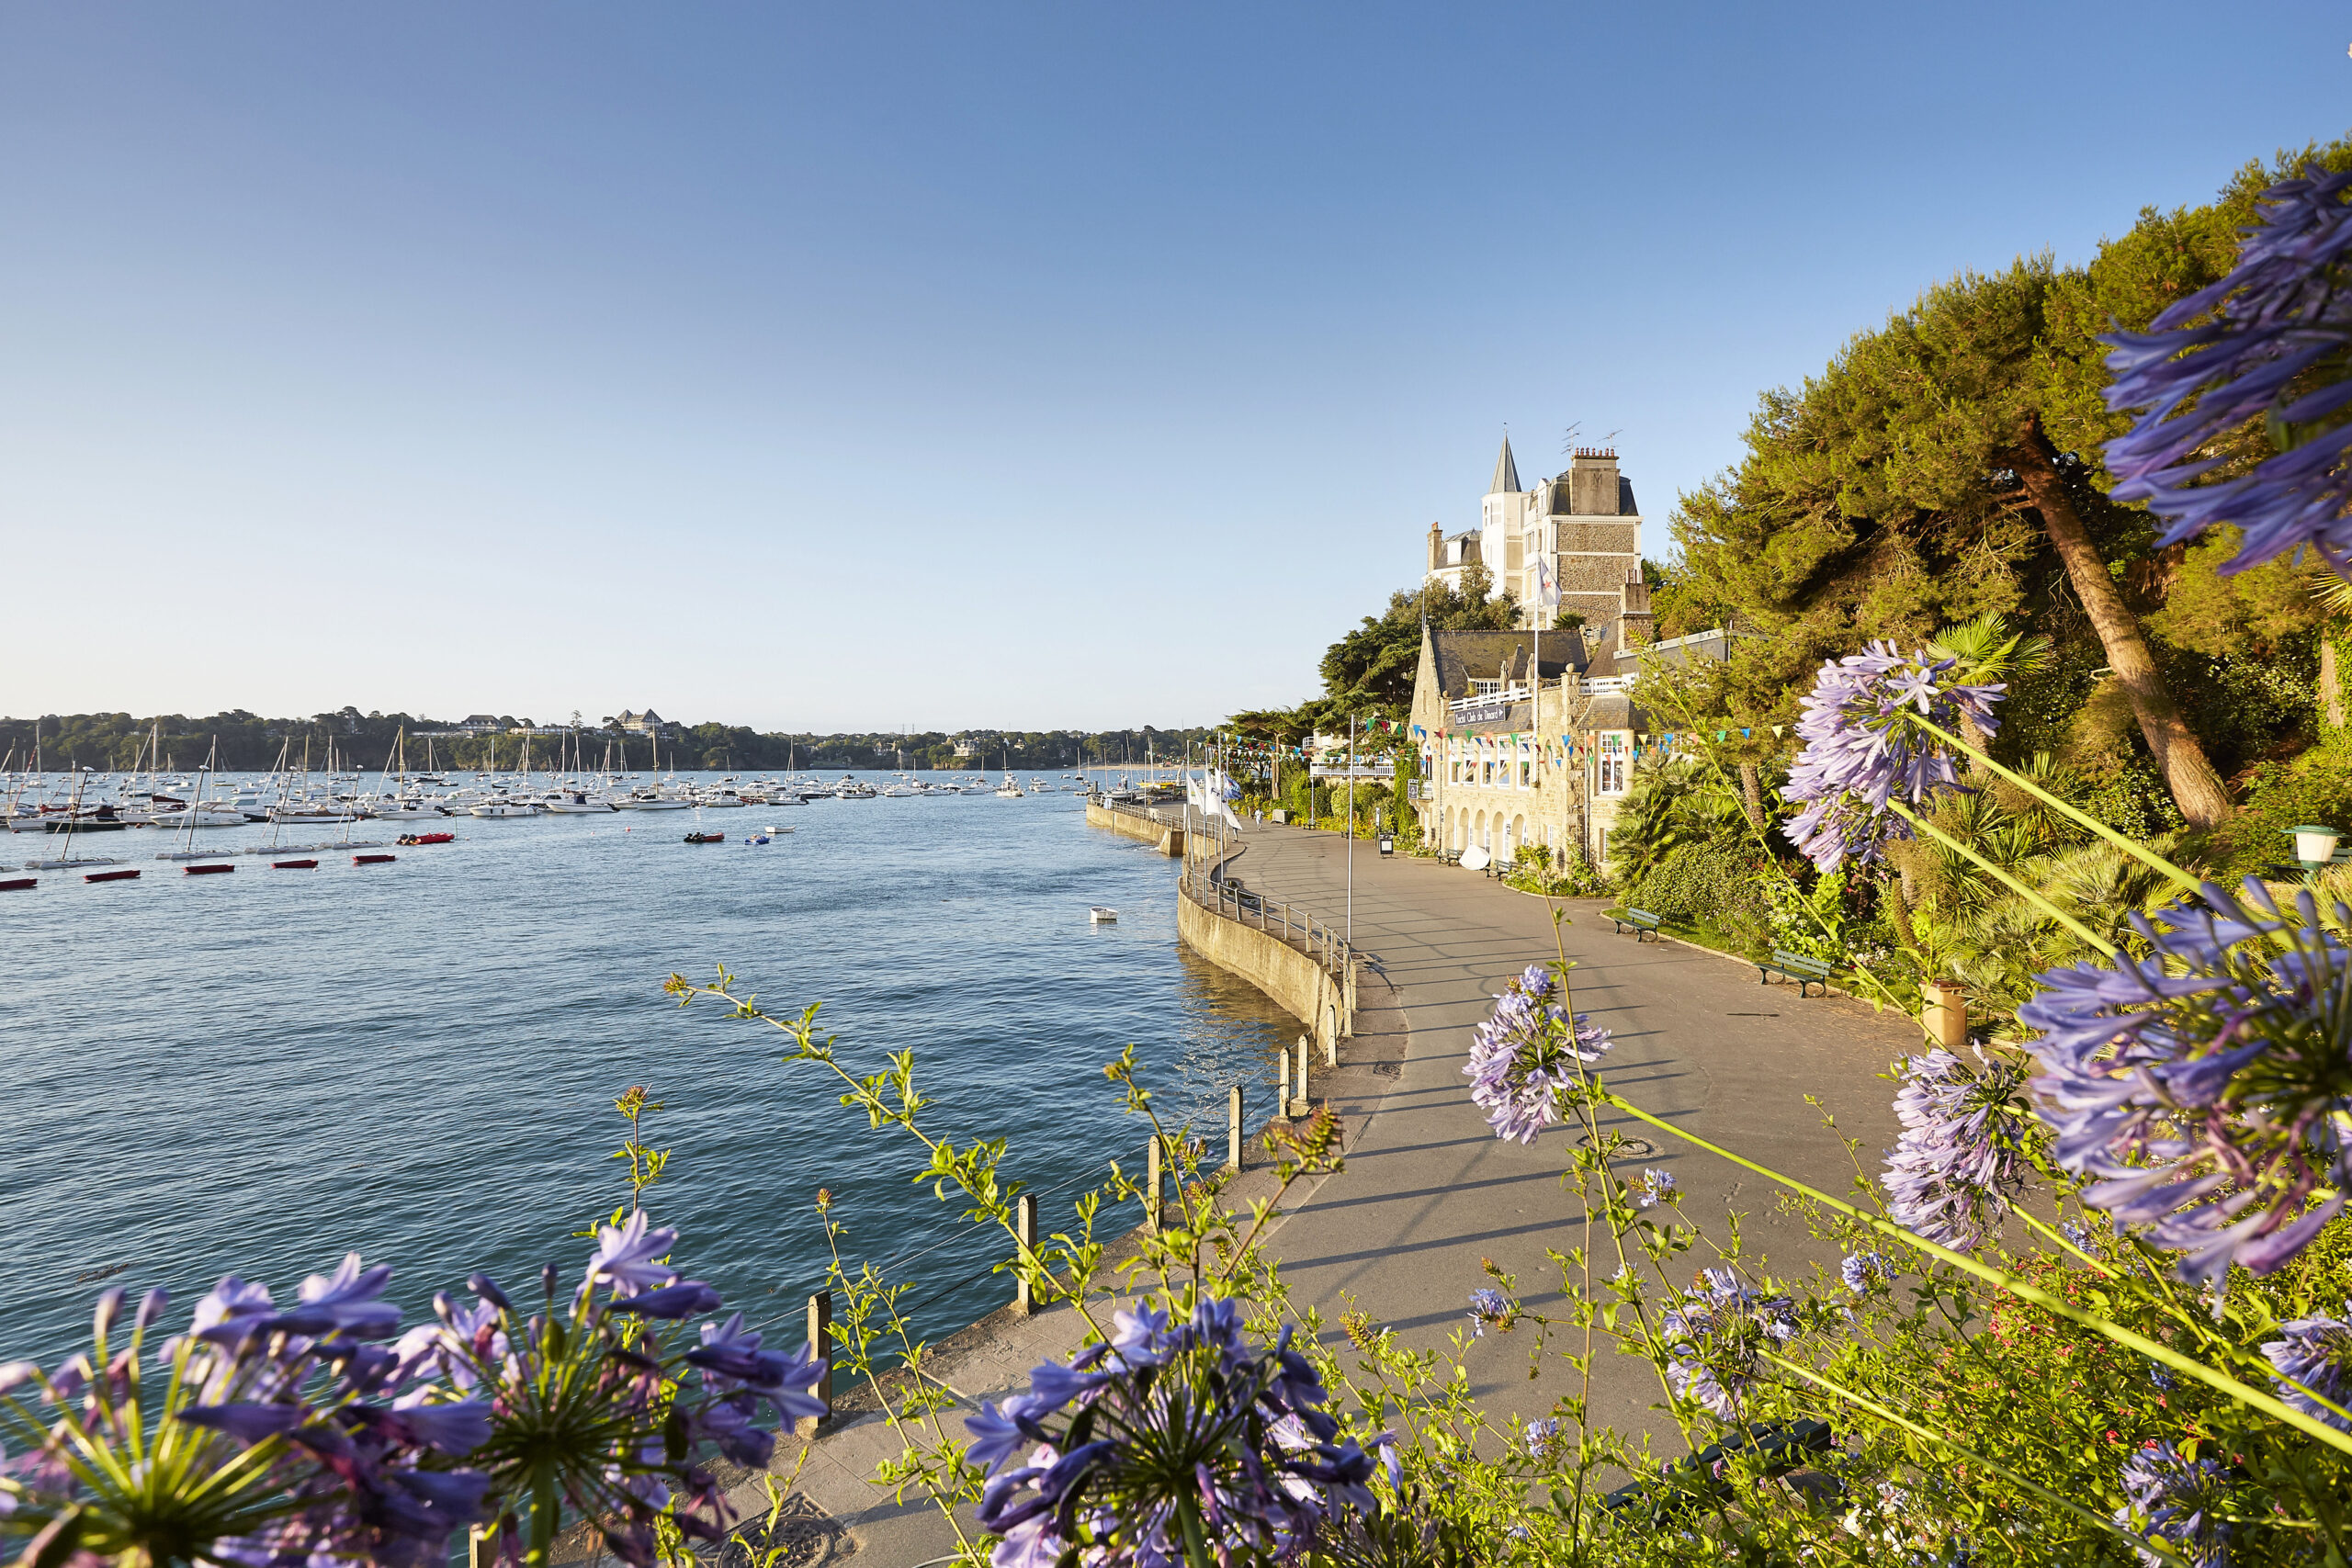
[{"x1": 1405, "y1": 435, "x2": 1748, "y2": 873}]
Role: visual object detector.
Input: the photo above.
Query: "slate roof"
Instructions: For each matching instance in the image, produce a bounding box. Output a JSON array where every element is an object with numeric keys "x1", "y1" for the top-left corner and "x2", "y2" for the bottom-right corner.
[
  {"x1": 1425, "y1": 628, "x2": 1589, "y2": 699},
  {"x1": 1490, "y1": 435, "x2": 1520, "y2": 495}
]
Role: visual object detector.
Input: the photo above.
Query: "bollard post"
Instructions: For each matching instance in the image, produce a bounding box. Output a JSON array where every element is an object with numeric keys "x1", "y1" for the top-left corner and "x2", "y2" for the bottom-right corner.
[
  {"x1": 1146, "y1": 1135, "x2": 1163, "y2": 1234},
  {"x1": 798, "y1": 1291, "x2": 833, "y2": 1436},
  {"x1": 1323, "y1": 1003, "x2": 1338, "y2": 1069},
  {"x1": 1227, "y1": 1085, "x2": 1243, "y2": 1171},
  {"x1": 468, "y1": 1528, "x2": 495, "y2": 1568},
  {"x1": 1015, "y1": 1191, "x2": 1038, "y2": 1315},
  {"x1": 1927, "y1": 979, "x2": 1968, "y2": 1050},
  {"x1": 1289, "y1": 1036, "x2": 1310, "y2": 1116}
]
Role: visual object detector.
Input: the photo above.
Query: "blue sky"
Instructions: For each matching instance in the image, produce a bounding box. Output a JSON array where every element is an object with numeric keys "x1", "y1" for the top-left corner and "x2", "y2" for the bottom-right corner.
[{"x1": 2, "y1": 4, "x2": 2346, "y2": 732}]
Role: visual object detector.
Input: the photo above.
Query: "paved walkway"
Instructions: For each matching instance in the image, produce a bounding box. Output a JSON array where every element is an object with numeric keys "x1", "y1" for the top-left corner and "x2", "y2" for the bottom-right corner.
[
  {"x1": 743, "y1": 818, "x2": 1921, "y2": 1560},
  {"x1": 1222, "y1": 820, "x2": 1915, "y2": 1440}
]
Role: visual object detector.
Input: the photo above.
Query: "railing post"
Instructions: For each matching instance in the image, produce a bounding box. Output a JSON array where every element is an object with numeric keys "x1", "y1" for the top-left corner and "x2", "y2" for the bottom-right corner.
[
  {"x1": 1146, "y1": 1135, "x2": 1163, "y2": 1234},
  {"x1": 1227, "y1": 1085, "x2": 1244, "y2": 1169},
  {"x1": 799, "y1": 1291, "x2": 833, "y2": 1436},
  {"x1": 1015, "y1": 1191, "x2": 1039, "y2": 1315}
]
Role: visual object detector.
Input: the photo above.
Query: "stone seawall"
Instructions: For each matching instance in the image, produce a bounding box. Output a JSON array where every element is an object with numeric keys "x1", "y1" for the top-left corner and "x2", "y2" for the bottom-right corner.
[
  {"x1": 1084, "y1": 798, "x2": 1183, "y2": 857},
  {"x1": 1176, "y1": 886, "x2": 1354, "y2": 1056}
]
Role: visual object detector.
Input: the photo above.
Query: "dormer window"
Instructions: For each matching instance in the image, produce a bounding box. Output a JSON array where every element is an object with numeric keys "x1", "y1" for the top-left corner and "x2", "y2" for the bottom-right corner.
[{"x1": 1471, "y1": 680, "x2": 1502, "y2": 697}]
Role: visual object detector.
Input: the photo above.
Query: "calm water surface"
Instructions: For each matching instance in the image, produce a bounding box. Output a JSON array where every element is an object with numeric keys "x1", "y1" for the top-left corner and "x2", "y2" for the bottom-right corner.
[{"x1": 0, "y1": 773, "x2": 1290, "y2": 1361}]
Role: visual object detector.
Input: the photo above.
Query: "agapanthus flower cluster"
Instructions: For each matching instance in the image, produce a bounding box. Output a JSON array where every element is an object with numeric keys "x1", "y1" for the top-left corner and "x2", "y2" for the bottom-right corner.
[
  {"x1": 2114, "y1": 1441, "x2": 2233, "y2": 1568},
  {"x1": 427, "y1": 1212, "x2": 827, "y2": 1567},
  {"x1": 1838, "y1": 1252, "x2": 1893, "y2": 1293},
  {"x1": 2017, "y1": 879, "x2": 2352, "y2": 1288},
  {"x1": 1464, "y1": 964, "x2": 1611, "y2": 1144},
  {"x1": 1780, "y1": 642, "x2": 2005, "y2": 873},
  {"x1": 1657, "y1": 1268, "x2": 1798, "y2": 1420},
  {"x1": 965, "y1": 1296, "x2": 1376, "y2": 1566},
  {"x1": 1634, "y1": 1168, "x2": 1677, "y2": 1209},
  {"x1": 1878, "y1": 1048, "x2": 2033, "y2": 1252},
  {"x1": 1, "y1": 1260, "x2": 491, "y2": 1568},
  {"x1": 1464, "y1": 1290, "x2": 1513, "y2": 1337},
  {"x1": 2102, "y1": 163, "x2": 2352, "y2": 579},
  {"x1": 2261, "y1": 1302, "x2": 2352, "y2": 1431}
]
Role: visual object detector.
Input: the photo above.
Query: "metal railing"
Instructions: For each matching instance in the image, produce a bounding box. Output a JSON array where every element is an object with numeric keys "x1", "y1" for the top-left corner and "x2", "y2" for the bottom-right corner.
[{"x1": 1178, "y1": 852, "x2": 1355, "y2": 985}]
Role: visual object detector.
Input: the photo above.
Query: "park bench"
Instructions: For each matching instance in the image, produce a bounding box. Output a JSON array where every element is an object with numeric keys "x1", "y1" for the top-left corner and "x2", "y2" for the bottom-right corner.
[
  {"x1": 1611, "y1": 908, "x2": 1663, "y2": 942},
  {"x1": 1758, "y1": 950, "x2": 1835, "y2": 997}
]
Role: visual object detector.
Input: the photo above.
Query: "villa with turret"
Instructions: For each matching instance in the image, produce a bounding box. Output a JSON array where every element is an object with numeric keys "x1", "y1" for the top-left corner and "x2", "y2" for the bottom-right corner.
[{"x1": 1406, "y1": 436, "x2": 1747, "y2": 874}]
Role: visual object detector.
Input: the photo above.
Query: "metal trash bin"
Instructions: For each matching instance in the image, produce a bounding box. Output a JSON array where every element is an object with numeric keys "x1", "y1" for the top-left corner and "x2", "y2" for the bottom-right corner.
[{"x1": 1377, "y1": 834, "x2": 1394, "y2": 857}]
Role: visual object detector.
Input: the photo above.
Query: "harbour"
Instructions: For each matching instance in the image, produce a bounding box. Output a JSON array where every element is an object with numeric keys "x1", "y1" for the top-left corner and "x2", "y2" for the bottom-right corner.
[{"x1": 0, "y1": 772, "x2": 1294, "y2": 1365}]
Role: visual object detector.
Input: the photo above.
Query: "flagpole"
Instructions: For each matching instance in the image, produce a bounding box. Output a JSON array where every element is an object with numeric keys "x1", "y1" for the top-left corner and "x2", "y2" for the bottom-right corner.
[{"x1": 1346, "y1": 711, "x2": 1354, "y2": 947}]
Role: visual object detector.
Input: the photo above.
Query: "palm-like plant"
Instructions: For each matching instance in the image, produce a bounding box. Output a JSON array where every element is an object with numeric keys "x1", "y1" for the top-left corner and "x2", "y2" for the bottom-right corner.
[{"x1": 1927, "y1": 612, "x2": 2056, "y2": 750}]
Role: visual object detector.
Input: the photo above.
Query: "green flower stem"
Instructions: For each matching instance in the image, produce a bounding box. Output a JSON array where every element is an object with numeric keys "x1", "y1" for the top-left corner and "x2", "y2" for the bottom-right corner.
[
  {"x1": 1910, "y1": 716, "x2": 2202, "y2": 896},
  {"x1": 1594, "y1": 1092, "x2": 2352, "y2": 1458},
  {"x1": 1756, "y1": 1350, "x2": 2190, "y2": 1568},
  {"x1": 1885, "y1": 801, "x2": 2115, "y2": 958}
]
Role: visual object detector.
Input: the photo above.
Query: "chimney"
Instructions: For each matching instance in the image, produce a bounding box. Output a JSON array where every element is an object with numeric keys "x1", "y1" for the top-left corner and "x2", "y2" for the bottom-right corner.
[
  {"x1": 1568, "y1": 448, "x2": 1622, "y2": 516},
  {"x1": 1428, "y1": 521, "x2": 1443, "y2": 573},
  {"x1": 1618, "y1": 564, "x2": 1654, "y2": 650}
]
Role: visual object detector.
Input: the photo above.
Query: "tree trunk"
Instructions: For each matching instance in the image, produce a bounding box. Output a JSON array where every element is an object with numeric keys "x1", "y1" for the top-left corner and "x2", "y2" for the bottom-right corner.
[
  {"x1": 2322, "y1": 631, "x2": 2347, "y2": 732},
  {"x1": 1737, "y1": 762, "x2": 1766, "y2": 834},
  {"x1": 2012, "y1": 421, "x2": 2233, "y2": 829}
]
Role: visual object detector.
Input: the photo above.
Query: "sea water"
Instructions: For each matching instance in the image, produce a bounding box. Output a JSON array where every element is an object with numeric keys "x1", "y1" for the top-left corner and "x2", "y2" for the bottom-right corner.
[{"x1": 0, "y1": 774, "x2": 1289, "y2": 1362}]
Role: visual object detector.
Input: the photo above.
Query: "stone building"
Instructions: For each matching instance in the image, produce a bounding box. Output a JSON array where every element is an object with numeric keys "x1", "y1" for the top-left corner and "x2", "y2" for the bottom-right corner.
[
  {"x1": 1424, "y1": 435, "x2": 1643, "y2": 629},
  {"x1": 1402, "y1": 566, "x2": 1754, "y2": 874}
]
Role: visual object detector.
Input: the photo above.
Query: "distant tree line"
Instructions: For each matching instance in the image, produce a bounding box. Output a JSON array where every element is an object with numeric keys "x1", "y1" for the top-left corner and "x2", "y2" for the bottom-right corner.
[{"x1": 0, "y1": 710, "x2": 1220, "y2": 774}]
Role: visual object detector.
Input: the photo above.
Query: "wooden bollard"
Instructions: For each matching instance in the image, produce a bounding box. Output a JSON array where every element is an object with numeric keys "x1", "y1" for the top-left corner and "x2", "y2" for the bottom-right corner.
[
  {"x1": 1015, "y1": 1192, "x2": 1038, "y2": 1315},
  {"x1": 1146, "y1": 1135, "x2": 1163, "y2": 1234},
  {"x1": 1289, "y1": 1037, "x2": 1310, "y2": 1117},
  {"x1": 1227, "y1": 1085, "x2": 1243, "y2": 1171},
  {"x1": 798, "y1": 1291, "x2": 832, "y2": 1436},
  {"x1": 468, "y1": 1527, "x2": 494, "y2": 1568}
]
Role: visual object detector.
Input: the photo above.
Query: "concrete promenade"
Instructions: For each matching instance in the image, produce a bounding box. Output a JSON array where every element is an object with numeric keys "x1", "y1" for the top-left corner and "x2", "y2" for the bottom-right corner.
[
  {"x1": 734, "y1": 818, "x2": 1921, "y2": 1562},
  {"x1": 1213, "y1": 820, "x2": 1916, "y2": 1441}
]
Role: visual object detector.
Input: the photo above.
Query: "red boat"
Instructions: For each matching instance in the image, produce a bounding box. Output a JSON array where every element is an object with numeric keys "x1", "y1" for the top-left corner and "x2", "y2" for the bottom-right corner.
[
  {"x1": 397, "y1": 832, "x2": 456, "y2": 846},
  {"x1": 0, "y1": 877, "x2": 37, "y2": 891},
  {"x1": 684, "y1": 831, "x2": 724, "y2": 844},
  {"x1": 273, "y1": 859, "x2": 319, "y2": 870},
  {"x1": 85, "y1": 869, "x2": 141, "y2": 883},
  {"x1": 186, "y1": 863, "x2": 234, "y2": 876},
  {"x1": 354, "y1": 853, "x2": 397, "y2": 865}
]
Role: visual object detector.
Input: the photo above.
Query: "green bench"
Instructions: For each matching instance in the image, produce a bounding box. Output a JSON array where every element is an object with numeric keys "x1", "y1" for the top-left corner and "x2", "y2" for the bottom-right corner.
[
  {"x1": 1758, "y1": 950, "x2": 1834, "y2": 997},
  {"x1": 1611, "y1": 907, "x2": 1663, "y2": 942}
]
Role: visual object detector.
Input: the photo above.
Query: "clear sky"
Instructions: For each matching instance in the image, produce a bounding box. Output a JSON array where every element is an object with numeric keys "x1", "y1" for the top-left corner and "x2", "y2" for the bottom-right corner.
[{"x1": 3, "y1": 4, "x2": 2346, "y2": 733}]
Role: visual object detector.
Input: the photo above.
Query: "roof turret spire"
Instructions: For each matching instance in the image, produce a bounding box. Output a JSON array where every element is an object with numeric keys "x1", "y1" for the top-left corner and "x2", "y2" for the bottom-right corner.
[{"x1": 1489, "y1": 433, "x2": 1520, "y2": 495}]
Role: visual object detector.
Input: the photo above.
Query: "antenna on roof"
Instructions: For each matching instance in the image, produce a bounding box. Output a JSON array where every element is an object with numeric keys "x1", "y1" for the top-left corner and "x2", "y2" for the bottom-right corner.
[
  {"x1": 1558, "y1": 422, "x2": 1582, "y2": 455},
  {"x1": 1603, "y1": 430, "x2": 1623, "y2": 446}
]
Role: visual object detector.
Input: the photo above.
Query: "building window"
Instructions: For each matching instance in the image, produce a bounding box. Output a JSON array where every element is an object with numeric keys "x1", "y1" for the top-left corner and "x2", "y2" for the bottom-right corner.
[
  {"x1": 1597, "y1": 733, "x2": 1628, "y2": 795},
  {"x1": 1472, "y1": 679, "x2": 1502, "y2": 697}
]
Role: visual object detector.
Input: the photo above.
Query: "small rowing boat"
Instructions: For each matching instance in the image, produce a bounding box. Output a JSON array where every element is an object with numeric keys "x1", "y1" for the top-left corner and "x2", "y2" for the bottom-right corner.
[{"x1": 684, "y1": 831, "x2": 724, "y2": 844}]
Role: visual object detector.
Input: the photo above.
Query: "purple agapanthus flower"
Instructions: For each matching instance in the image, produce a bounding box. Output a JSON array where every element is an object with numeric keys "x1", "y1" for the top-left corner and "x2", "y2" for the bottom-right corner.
[
  {"x1": 1780, "y1": 642, "x2": 2005, "y2": 873},
  {"x1": 1657, "y1": 1268, "x2": 1798, "y2": 1419},
  {"x1": 2018, "y1": 878, "x2": 2351, "y2": 1291},
  {"x1": 1464, "y1": 963, "x2": 1611, "y2": 1144},
  {"x1": 966, "y1": 1296, "x2": 1373, "y2": 1566},
  {"x1": 583, "y1": 1211, "x2": 682, "y2": 1299},
  {"x1": 1878, "y1": 1049, "x2": 2032, "y2": 1252},
  {"x1": 1465, "y1": 1289, "x2": 1512, "y2": 1337},
  {"x1": 1838, "y1": 1252, "x2": 1892, "y2": 1293},
  {"x1": 2262, "y1": 1302, "x2": 2352, "y2": 1431},
  {"x1": 1634, "y1": 1168, "x2": 1677, "y2": 1209},
  {"x1": 2102, "y1": 164, "x2": 2352, "y2": 580},
  {"x1": 2115, "y1": 1441, "x2": 2233, "y2": 1568},
  {"x1": 4, "y1": 1267, "x2": 494, "y2": 1568}
]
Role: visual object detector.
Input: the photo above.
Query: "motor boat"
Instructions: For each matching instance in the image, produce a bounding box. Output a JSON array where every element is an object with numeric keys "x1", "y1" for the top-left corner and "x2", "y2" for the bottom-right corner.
[
  {"x1": 542, "y1": 791, "x2": 614, "y2": 814},
  {"x1": 613, "y1": 791, "x2": 691, "y2": 811},
  {"x1": 469, "y1": 800, "x2": 541, "y2": 818}
]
